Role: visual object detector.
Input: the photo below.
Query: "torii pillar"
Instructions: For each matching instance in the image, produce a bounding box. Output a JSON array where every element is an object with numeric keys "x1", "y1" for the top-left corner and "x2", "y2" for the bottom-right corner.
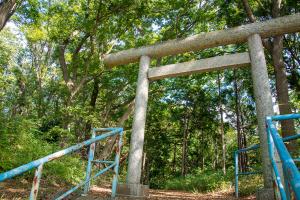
[
  {"x1": 127, "y1": 55, "x2": 150, "y2": 196},
  {"x1": 248, "y1": 34, "x2": 275, "y2": 199}
]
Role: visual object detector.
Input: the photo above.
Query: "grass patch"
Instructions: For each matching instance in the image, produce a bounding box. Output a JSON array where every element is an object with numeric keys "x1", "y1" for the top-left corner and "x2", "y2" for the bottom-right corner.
[{"x1": 165, "y1": 168, "x2": 262, "y2": 196}]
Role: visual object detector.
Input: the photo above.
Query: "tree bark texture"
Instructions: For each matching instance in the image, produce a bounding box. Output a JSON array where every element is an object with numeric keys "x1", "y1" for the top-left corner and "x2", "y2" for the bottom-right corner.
[
  {"x1": 233, "y1": 70, "x2": 248, "y2": 172},
  {"x1": 272, "y1": 36, "x2": 297, "y2": 151},
  {"x1": 0, "y1": 0, "x2": 18, "y2": 31}
]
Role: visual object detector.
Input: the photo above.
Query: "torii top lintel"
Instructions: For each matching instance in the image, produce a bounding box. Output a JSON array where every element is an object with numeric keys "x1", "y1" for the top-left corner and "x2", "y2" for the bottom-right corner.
[{"x1": 103, "y1": 13, "x2": 300, "y2": 68}]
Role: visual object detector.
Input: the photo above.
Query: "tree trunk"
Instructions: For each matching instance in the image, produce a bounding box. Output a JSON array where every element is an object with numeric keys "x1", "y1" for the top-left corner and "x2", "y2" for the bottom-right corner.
[
  {"x1": 201, "y1": 129, "x2": 205, "y2": 170},
  {"x1": 272, "y1": 36, "x2": 297, "y2": 151},
  {"x1": 0, "y1": 0, "x2": 18, "y2": 31},
  {"x1": 218, "y1": 73, "x2": 226, "y2": 175},
  {"x1": 213, "y1": 137, "x2": 218, "y2": 170},
  {"x1": 97, "y1": 99, "x2": 135, "y2": 160},
  {"x1": 242, "y1": 0, "x2": 298, "y2": 152},
  {"x1": 181, "y1": 115, "x2": 189, "y2": 176},
  {"x1": 233, "y1": 70, "x2": 247, "y2": 172},
  {"x1": 173, "y1": 142, "x2": 177, "y2": 173},
  {"x1": 84, "y1": 77, "x2": 100, "y2": 140}
]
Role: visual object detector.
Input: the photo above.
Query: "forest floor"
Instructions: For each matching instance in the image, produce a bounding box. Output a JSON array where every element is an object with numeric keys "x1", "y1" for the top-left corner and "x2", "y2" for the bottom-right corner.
[
  {"x1": 0, "y1": 180, "x2": 255, "y2": 200},
  {"x1": 77, "y1": 185, "x2": 256, "y2": 200}
]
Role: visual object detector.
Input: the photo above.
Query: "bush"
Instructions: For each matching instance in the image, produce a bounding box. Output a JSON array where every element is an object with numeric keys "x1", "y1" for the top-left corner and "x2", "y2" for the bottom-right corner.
[{"x1": 0, "y1": 117, "x2": 86, "y2": 184}]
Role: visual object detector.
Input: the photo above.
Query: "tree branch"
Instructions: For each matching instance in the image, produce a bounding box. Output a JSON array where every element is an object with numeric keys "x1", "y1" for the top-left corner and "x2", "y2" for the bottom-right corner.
[
  {"x1": 241, "y1": 0, "x2": 272, "y2": 51},
  {"x1": 58, "y1": 44, "x2": 74, "y2": 91},
  {"x1": 241, "y1": 0, "x2": 256, "y2": 23}
]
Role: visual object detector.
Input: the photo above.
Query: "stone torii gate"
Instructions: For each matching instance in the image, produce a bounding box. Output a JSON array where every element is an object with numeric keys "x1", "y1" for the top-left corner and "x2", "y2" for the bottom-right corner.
[{"x1": 103, "y1": 13, "x2": 300, "y2": 199}]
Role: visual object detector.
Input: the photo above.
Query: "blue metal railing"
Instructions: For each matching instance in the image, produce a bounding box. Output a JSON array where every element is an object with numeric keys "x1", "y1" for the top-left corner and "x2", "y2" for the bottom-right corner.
[
  {"x1": 234, "y1": 114, "x2": 300, "y2": 198},
  {"x1": 266, "y1": 114, "x2": 300, "y2": 200},
  {"x1": 0, "y1": 127, "x2": 124, "y2": 200}
]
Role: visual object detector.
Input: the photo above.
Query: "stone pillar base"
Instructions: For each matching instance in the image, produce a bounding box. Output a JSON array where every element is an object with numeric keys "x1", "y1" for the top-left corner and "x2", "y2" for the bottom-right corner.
[
  {"x1": 116, "y1": 183, "x2": 149, "y2": 199},
  {"x1": 256, "y1": 188, "x2": 275, "y2": 200}
]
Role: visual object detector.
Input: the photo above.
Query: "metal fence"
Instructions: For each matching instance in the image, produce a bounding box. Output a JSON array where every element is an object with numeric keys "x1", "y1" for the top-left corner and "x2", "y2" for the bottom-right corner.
[
  {"x1": 234, "y1": 114, "x2": 300, "y2": 198},
  {"x1": 266, "y1": 114, "x2": 300, "y2": 200},
  {"x1": 0, "y1": 127, "x2": 124, "y2": 200}
]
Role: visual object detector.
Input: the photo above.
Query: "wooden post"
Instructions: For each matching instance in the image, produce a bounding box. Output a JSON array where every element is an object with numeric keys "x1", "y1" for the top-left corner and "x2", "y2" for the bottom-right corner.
[
  {"x1": 248, "y1": 34, "x2": 274, "y2": 199},
  {"x1": 127, "y1": 55, "x2": 150, "y2": 189}
]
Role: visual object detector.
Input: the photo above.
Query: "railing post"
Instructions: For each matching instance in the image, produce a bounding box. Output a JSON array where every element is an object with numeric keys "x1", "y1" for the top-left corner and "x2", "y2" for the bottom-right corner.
[
  {"x1": 84, "y1": 128, "x2": 96, "y2": 194},
  {"x1": 29, "y1": 164, "x2": 43, "y2": 200},
  {"x1": 111, "y1": 129, "x2": 123, "y2": 198},
  {"x1": 234, "y1": 151, "x2": 239, "y2": 198}
]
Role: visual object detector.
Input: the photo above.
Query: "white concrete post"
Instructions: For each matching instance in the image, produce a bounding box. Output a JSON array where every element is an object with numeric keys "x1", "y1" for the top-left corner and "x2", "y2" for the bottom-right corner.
[
  {"x1": 127, "y1": 55, "x2": 150, "y2": 185},
  {"x1": 248, "y1": 34, "x2": 274, "y2": 198}
]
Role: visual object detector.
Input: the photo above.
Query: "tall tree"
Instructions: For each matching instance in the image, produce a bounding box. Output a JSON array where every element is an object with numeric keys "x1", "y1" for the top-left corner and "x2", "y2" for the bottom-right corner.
[
  {"x1": 217, "y1": 72, "x2": 226, "y2": 175},
  {"x1": 0, "y1": 0, "x2": 20, "y2": 31},
  {"x1": 242, "y1": 0, "x2": 298, "y2": 150}
]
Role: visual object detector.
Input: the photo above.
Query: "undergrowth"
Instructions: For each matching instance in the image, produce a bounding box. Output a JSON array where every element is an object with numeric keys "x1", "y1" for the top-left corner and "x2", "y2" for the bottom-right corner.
[
  {"x1": 165, "y1": 168, "x2": 263, "y2": 196},
  {"x1": 0, "y1": 118, "x2": 86, "y2": 184}
]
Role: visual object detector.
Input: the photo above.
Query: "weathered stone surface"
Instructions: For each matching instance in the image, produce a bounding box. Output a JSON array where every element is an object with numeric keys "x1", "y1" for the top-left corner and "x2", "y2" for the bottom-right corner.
[
  {"x1": 127, "y1": 56, "x2": 150, "y2": 185},
  {"x1": 148, "y1": 52, "x2": 250, "y2": 81},
  {"x1": 256, "y1": 188, "x2": 275, "y2": 200},
  {"x1": 248, "y1": 34, "x2": 274, "y2": 189},
  {"x1": 116, "y1": 183, "x2": 149, "y2": 199},
  {"x1": 104, "y1": 13, "x2": 300, "y2": 67}
]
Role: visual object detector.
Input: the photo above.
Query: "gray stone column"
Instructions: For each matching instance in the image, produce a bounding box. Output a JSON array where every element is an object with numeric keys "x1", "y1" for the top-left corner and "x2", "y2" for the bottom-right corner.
[
  {"x1": 127, "y1": 55, "x2": 150, "y2": 186},
  {"x1": 248, "y1": 34, "x2": 274, "y2": 198}
]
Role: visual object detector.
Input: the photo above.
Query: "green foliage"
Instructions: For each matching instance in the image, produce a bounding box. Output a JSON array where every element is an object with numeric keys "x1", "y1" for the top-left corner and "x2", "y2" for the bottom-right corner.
[
  {"x1": 0, "y1": 0, "x2": 299, "y2": 197},
  {"x1": 0, "y1": 117, "x2": 85, "y2": 183},
  {"x1": 45, "y1": 155, "x2": 86, "y2": 184},
  {"x1": 165, "y1": 169, "x2": 232, "y2": 193},
  {"x1": 238, "y1": 175, "x2": 263, "y2": 196},
  {"x1": 0, "y1": 118, "x2": 48, "y2": 171},
  {"x1": 165, "y1": 168, "x2": 263, "y2": 196}
]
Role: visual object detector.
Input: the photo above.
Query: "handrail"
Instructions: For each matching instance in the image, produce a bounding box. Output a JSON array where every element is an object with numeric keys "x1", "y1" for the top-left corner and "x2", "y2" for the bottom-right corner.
[
  {"x1": 266, "y1": 114, "x2": 300, "y2": 200},
  {"x1": 0, "y1": 127, "x2": 124, "y2": 200},
  {"x1": 234, "y1": 114, "x2": 300, "y2": 198}
]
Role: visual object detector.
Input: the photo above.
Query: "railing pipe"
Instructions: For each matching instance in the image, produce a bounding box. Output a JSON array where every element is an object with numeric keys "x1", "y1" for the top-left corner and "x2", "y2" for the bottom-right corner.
[
  {"x1": 0, "y1": 128, "x2": 121, "y2": 182},
  {"x1": 93, "y1": 127, "x2": 123, "y2": 132},
  {"x1": 266, "y1": 122, "x2": 287, "y2": 200},
  {"x1": 234, "y1": 151, "x2": 239, "y2": 198},
  {"x1": 235, "y1": 134, "x2": 300, "y2": 155},
  {"x1": 271, "y1": 114, "x2": 300, "y2": 121},
  {"x1": 234, "y1": 118, "x2": 300, "y2": 199},
  {"x1": 55, "y1": 163, "x2": 116, "y2": 200},
  {"x1": 238, "y1": 171, "x2": 261, "y2": 175},
  {"x1": 84, "y1": 128, "x2": 96, "y2": 194},
  {"x1": 266, "y1": 117, "x2": 300, "y2": 199},
  {"x1": 92, "y1": 160, "x2": 115, "y2": 164},
  {"x1": 237, "y1": 144, "x2": 260, "y2": 153}
]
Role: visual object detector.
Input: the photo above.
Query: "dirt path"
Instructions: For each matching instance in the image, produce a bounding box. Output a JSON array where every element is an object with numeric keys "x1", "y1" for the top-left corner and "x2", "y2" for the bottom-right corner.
[
  {"x1": 78, "y1": 185, "x2": 255, "y2": 200},
  {"x1": 0, "y1": 180, "x2": 255, "y2": 200}
]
